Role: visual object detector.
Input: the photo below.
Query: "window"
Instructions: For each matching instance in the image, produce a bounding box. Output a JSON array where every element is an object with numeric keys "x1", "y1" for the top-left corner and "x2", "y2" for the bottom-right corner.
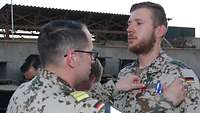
[
  {"x1": 119, "y1": 59, "x2": 134, "y2": 70},
  {"x1": 0, "y1": 62, "x2": 7, "y2": 78}
]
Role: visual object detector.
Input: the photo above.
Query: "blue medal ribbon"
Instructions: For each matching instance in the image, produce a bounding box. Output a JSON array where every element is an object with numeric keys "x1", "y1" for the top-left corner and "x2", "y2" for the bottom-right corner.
[{"x1": 155, "y1": 81, "x2": 162, "y2": 94}]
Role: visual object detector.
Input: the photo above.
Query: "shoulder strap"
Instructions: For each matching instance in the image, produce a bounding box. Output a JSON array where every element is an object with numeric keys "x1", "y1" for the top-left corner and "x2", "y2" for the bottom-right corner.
[
  {"x1": 169, "y1": 60, "x2": 191, "y2": 69},
  {"x1": 94, "y1": 101, "x2": 105, "y2": 112},
  {"x1": 70, "y1": 91, "x2": 90, "y2": 102}
]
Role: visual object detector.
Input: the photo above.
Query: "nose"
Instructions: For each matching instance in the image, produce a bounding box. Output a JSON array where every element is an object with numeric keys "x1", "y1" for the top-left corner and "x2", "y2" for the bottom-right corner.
[{"x1": 127, "y1": 24, "x2": 135, "y2": 34}]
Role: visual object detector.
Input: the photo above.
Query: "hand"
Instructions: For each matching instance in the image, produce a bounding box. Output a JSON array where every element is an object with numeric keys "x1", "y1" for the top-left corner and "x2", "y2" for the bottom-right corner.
[
  {"x1": 116, "y1": 73, "x2": 145, "y2": 91},
  {"x1": 163, "y1": 78, "x2": 186, "y2": 106}
]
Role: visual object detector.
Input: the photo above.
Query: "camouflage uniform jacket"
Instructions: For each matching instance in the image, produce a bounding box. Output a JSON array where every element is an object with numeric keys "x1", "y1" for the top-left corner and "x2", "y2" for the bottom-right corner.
[
  {"x1": 90, "y1": 51, "x2": 200, "y2": 113},
  {"x1": 6, "y1": 69, "x2": 105, "y2": 113}
]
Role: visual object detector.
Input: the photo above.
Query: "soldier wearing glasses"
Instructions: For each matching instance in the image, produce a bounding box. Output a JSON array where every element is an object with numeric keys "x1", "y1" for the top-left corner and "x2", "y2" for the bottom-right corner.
[
  {"x1": 6, "y1": 20, "x2": 144, "y2": 113},
  {"x1": 6, "y1": 20, "x2": 105, "y2": 113}
]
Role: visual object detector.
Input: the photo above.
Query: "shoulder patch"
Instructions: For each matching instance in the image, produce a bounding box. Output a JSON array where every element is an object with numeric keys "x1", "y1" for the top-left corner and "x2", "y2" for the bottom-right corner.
[
  {"x1": 94, "y1": 101, "x2": 105, "y2": 111},
  {"x1": 70, "y1": 91, "x2": 90, "y2": 102},
  {"x1": 169, "y1": 60, "x2": 190, "y2": 69},
  {"x1": 184, "y1": 77, "x2": 195, "y2": 84}
]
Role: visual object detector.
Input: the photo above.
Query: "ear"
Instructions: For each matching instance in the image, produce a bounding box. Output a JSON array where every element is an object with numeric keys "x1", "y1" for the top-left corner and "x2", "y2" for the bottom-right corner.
[
  {"x1": 64, "y1": 49, "x2": 77, "y2": 68},
  {"x1": 155, "y1": 25, "x2": 167, "y2": 39},
  {"x1": 90, "y1": 75, "x2": 97, "y2": 83}
]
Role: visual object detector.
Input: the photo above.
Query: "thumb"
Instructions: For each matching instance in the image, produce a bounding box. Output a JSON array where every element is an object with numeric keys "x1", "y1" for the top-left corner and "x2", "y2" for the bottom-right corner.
[
  {"x1": 162, "y1": 82, "x2": 167, "y2": 93},
  {"x1": 132, "y1": 75, "x2": 141, "y2": 83},
  {"x1": 131, "y1": 83, "x2": 145, "y2": 89}
]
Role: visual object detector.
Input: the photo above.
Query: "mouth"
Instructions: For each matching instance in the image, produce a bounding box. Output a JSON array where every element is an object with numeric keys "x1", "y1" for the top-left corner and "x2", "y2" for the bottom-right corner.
[
  {"x1": 128, "y1": 32, "x2": 137, "y2": 38},
  {"x1": 128, "y1": 34, "x2": 137, "y2": 42}
]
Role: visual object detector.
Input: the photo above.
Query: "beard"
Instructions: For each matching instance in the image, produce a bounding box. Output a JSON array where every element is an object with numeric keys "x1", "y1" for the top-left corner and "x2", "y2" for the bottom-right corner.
[{"x1": 128, "y1": 33, "x2": 156, "y2": 55}]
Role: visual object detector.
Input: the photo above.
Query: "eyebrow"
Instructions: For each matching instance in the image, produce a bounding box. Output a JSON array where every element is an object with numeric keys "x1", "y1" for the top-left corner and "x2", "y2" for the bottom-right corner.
[
  {"x1": 134, "y1": 18, "x2": 143, "y2": 22},
  {"x1": 128, "y1": 18, "x2": 143, "y2": 25}
]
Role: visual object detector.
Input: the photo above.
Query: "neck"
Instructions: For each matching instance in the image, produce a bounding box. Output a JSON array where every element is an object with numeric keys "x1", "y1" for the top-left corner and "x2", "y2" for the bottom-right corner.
[
  {"x1": 138, "y1": 44, "x2": 161, "y2": 69},
  {"x1": 45, "y1": 64, "x2": 76, "y2": 88}
]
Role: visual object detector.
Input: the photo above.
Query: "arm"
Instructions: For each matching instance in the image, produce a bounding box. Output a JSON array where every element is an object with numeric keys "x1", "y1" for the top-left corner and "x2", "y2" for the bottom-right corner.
[
  {"x1": 89, "y1": 79, "x2": 117, "y2": 102},
  {"x1": 162, "y1": 78, "x2": 186, "y2": 107},
  {"x1": 153, "y1": 67, "x2": 200, "y2": 112},
  {"x1": 179, "y1": 68, "x2": 200, "y2": 113},
  {"x1": 89, "y1": 73, "x2": 144, "y2": 103},
  {"x1": 153, "y1": 78, "x2": 186, "y2": 109}
]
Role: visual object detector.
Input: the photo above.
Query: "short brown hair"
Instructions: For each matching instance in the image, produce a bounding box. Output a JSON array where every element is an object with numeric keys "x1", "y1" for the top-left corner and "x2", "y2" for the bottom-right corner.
[
  {"x1": 38, "y1": 20, "x2": 89, "y2": 67},
  {"x1": 130, "y1": 1, "x2": 168, "y2": 27},
  {"x1": 90, "y1": 59, "x2": 103, "y2": 82}
]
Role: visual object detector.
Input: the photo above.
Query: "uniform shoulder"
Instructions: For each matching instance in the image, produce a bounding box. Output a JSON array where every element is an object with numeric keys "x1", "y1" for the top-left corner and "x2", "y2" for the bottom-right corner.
[
  {"x1": 42, "y1": 91, "x2": 105, "y2": 113},
  {"x1": 168, "y1": 59, "x2": 200, "y2": 86},
  {"x1": 69, "y1": 91, "x2": 90, "y2": 103},
  {"x1": 168, "y1": 59, "x2": 191, "y2": 69},
  {"x1": 119, "y1": 59, "x2": 137, "y2": 73},
  {"x1": 69, "y1": 91, "x2": 105, "y2": 112}
]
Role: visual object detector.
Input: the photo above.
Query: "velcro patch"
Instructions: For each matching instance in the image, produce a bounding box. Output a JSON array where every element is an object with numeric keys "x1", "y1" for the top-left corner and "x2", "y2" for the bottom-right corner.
[
  {"x1": 184, "y1": 77, "x2": 195, "y2": 83},
  {"x1": 70, "y1": 91, "x2": 90, "y2": 102},
  {"x1": 94, "y1": 101, "x2": 105, "y2": 111}
]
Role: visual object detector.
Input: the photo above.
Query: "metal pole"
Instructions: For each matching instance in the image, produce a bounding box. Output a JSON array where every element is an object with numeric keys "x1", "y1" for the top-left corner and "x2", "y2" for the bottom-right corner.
[{"x1": 11, "y1": 0, "x2": 14, "y2": 39}]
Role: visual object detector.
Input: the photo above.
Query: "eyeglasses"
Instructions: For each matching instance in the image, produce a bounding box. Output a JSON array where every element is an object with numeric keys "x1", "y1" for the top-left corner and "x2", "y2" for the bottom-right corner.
[{"x1": 64, "y1": 50, "x2": 99, "y2": 61}]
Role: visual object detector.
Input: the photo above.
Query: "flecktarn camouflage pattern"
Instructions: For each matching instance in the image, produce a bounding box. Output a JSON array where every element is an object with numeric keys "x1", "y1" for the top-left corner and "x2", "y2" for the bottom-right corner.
[
  {"x1": 6, "y1": 69, "x2": 105, "y2": 113},
  {"x1": 90, "y1": 51, "x2": 200, "y2": 113}
]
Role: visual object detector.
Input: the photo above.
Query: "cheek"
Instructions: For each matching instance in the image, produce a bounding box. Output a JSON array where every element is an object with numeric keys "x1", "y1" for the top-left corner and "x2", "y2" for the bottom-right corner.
[
  {"x1": 82, "y1": 59, "x2": 92, "y2": 73},
  {"x1": 138, "y1": 27, "x2": 147, "y2": 37},
  {"x1": 139, "y1": 27, "x2": 153, "y2": 38},
  {"x1": 86, "y1": 56, "x2": 92, "y2": 65},
  {"x1": 24, "y1": 71, "x2": 34, "y2": 79},
  {"x1": 28, "y1": 68, "x2": 36, "y2": 75}
]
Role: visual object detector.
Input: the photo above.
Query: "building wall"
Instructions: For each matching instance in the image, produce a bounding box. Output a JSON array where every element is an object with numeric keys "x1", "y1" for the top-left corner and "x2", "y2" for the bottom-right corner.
[
  {"x1": 0, "y1": 40, "x2": 38, "y2": 81},
  {"x1": 192, "y1": 38, "x2": 200, "y2": 49},
  {"x1": 0, "y1": 40, "x2": 200, "y2": 82},
  {"x1": 97, "y1": 46, "x2": 200, "y2": 78}
]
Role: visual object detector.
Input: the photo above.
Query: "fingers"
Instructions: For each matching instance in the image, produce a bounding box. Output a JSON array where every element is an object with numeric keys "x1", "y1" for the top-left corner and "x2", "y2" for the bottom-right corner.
[
  {"x1": 128, "y1": 74, "x2": 144, "y2": 89},
  {"x1": 129, "y1": 74, "x2": 141, "y2": 83},
  {"x1": 132, "y1": 83, "x2": 145, "y2": 89},
  {"x1": 167, "y1": 78, "x2": 183, "y2": 88},
  {"x1": 133, "y1": 78, "x2": 140, "y2": 83},
  {"x1": 174, "y1": 78, "x2": 185, "y2": 92},
  {"x1": 117, "y1": 73, "x2": 150, "y2": 90},
  {"x1": 176, "y1": 78, "x2": 184, "y2": 84},
  {"x1": 163, "y1": 78, "x2": 186, "y2": 106},
  {"x1": 162, "y1": 82, "x2": 167, "y2": 93}
]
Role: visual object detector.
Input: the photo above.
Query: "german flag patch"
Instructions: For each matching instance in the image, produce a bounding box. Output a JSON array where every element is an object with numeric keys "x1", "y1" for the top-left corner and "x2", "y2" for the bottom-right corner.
[
  {"x1": 184, "y1": 77, "x2": 195, "y2": 83},
  {"x1": 70, "y1": 91, "x2": 90, "y2": 102},
  {"x1": 94, "y1": 101, "x2": 105, "y2": 111}
]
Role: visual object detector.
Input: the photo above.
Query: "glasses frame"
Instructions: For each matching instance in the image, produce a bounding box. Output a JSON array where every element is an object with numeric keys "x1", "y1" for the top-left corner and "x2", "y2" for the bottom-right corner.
[{"x1": 64, "y1": 50, "x2": 99, "y2": 61}]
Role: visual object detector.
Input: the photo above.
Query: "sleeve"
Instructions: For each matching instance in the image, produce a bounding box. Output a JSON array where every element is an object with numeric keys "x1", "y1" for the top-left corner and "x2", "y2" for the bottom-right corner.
[
  {"x1": 89, "y1": 66, "x2": 132, "y2": 103},
  {"x1": 89, "y1": 80, "x2": 119, "y2": 103},
  {"x1": 154, "y1": 66, "x2": 200, "y2": 112},
  {"x1": 179, "y1": 67, "x2": 200, "y2": 113}
]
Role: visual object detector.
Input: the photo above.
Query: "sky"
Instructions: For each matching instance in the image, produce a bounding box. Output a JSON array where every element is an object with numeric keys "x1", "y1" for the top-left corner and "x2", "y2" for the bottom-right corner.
[{"x1": 0, "y1": 0, "x2": 200, "y2": 37}]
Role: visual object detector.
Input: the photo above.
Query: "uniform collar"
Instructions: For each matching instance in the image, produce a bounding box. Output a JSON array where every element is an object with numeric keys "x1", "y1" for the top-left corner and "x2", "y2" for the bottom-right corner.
[
  {"x1": 38, "y1": 69, "x2": 74, "y2": 93},
  {"x1": 133, "y1": 50, "x2": 170, "y2": 74}
]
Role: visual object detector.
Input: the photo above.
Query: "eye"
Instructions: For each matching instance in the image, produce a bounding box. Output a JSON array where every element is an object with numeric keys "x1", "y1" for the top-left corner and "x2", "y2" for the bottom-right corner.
[{"x1": 136, "y1": 22, "x2": 143, "y2": 26}]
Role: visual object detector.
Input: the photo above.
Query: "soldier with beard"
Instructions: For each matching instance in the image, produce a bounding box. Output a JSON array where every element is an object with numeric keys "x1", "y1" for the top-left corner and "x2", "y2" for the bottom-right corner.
[{"x1": 90, "y1": 1, "x2": 200, "y2": 113}]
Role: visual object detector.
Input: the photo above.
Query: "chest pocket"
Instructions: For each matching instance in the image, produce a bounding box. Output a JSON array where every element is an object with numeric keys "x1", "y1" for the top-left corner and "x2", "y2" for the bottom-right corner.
[
  {"x1": 139, "y1": 68, "x2": 163, "y2": 97},
  {"x1": 70, "y1": 91, "x2": 90, "y2": 103}
]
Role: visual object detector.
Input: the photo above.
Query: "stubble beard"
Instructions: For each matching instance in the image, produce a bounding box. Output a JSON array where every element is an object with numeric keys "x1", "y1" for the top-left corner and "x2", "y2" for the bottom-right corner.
[{"x1": 128, "y1": 33, "x2": 156, "y2": 55}]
